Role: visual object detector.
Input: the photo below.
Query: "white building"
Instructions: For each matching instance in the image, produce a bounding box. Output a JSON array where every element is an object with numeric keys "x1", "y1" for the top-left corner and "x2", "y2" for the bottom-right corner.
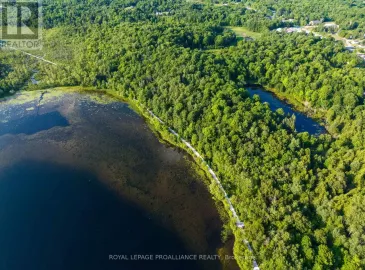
[{"x1": 309, "y1": 20, "x2": 321, "y2": 26}]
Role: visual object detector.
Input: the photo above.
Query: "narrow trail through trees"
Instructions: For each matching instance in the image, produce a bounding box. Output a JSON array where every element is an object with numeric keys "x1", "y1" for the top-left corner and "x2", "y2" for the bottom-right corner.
[
  {"x1": 9, "y1": 47, "x2": 57, "y2": 65},
  {"x1": 143, "y1": 105, "x2": 260, "y2": 270}
]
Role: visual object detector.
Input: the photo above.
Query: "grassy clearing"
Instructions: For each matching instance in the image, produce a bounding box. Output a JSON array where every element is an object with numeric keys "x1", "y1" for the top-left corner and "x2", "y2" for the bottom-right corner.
[{"x1": 225, "y1": 26, "x2": 262, "y2": 39}]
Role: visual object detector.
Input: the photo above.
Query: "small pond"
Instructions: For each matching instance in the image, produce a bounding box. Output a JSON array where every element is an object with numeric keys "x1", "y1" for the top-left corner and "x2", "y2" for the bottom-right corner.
[{"x1": 247, "y1": 87, "x2": 326, "y2": 135}]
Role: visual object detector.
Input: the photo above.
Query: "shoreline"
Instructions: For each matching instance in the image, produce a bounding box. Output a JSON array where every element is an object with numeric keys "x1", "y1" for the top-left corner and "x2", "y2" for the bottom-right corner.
[
  {"x1": 5, "y1": 83, "x2": 332, "y2": 269},
  {"x1": 25, "y1": 87, "x2": 257, "y2": 270},
  {"x1": 0, "y1": 90, "x2": 234, "y2": 270},
  {"x1": 4, "y1": 87, "x2": 246, "y2": 269}
]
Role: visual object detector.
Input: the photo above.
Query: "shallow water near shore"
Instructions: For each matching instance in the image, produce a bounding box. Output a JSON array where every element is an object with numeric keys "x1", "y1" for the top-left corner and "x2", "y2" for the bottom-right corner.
[{"x1": 0, "y1": 90, "x2": 238, "y2": 270}]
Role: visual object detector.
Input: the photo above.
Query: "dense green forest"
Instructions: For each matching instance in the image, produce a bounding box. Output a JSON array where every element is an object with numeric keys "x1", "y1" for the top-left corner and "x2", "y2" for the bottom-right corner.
[
  {"x1": 2, "y1": 0, "x2": 365, "y2": 269},
  {"x1": 0, "y1": 52, "x2": 35, "y2": 96}
]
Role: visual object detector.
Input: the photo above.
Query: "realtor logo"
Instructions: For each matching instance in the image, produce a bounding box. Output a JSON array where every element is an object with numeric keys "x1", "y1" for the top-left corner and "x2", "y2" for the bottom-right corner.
[{"x1": 0, "y1": 0, "x2": 42, "y2": 50}]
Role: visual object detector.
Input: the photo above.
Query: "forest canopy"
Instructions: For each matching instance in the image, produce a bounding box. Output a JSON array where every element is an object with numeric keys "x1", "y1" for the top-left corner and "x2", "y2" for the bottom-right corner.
[{"x1": 1, "y1": 0, "x2": 365, "y2": 269}]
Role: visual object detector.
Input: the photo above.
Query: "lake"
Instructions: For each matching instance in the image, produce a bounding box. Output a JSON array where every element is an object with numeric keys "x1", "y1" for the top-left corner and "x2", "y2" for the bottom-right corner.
[
  {"x1": 247, "y1": 87, "x2": 326, "y2": 135},
  {"x1": 0, "y1": 90, "x2": 237, "y2": 270}
]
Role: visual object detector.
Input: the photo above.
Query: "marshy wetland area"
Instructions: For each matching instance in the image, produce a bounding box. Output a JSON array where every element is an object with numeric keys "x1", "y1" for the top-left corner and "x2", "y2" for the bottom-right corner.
[{"x1": 0, "y1": 89, "x2": 238, "y2": 270}]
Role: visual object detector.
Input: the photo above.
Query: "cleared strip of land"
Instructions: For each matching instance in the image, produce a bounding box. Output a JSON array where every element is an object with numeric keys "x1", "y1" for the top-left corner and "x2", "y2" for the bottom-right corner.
[{"x1": 142, "y1": 105, "x2": 260, "y2": 270}]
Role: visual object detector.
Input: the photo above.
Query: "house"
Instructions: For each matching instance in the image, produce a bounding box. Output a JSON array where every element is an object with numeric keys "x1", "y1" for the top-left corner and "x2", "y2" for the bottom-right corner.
[
  {"x1": 309, "y1": 20, "x2": 321, "y2": 26},
  {"x1": 285, "y1": 27, "x2": 301, "y2": 33},
  {"x1": 282, "y1": 19, "x2": 295, "y2": 23},
  {"x1": 324, "y1": 22, "x2": 339, "y2": 28},
  {"x1": 236, "y1": 222, "x2": 245, "y2": 228},
  {"x1": 155, "y1": 11, "x2": 170, "y2": 16}
]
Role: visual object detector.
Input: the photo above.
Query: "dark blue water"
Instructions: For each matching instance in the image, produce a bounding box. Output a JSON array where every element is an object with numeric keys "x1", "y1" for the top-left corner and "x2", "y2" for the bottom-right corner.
[
  {"x1": 0, "y1": 92, "x2": 228, "y2": 270},
  {"x1": 0, "y1": 161, "x2": 202, "y2": 270},
  {"x1": 247, "y1": 87, "x2": 326, "y2": 135},
  {"x1": 0, "y1": 111, "x2": 69, "y2": 136}
]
